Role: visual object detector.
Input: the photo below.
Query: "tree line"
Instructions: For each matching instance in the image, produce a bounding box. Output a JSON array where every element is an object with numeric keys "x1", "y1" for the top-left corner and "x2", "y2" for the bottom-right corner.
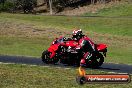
[
  {"x1": 0, "y1": 0, "x2": 122, "y2": 13},
  {"x1": 0, "y1": 0, "x2": 37, "y2": 13}
]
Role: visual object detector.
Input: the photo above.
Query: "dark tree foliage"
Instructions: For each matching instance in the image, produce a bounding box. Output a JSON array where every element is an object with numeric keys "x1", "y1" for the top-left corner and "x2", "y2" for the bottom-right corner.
[
  {"x1": 0, "y1": 0, "x2": 14, "y2": 12},
  {"x1": 49, "y1": 0, "x2": 89, "y2": 12},
  {"x1": 0, "y1": 0, "x2": 37, "y2": 13},
  {"x1": 0, "y1": 0, "x2": 6, "y2": 4},
  {"x1": 15, "y1": 0, "x2": 37, "y2": 13}
]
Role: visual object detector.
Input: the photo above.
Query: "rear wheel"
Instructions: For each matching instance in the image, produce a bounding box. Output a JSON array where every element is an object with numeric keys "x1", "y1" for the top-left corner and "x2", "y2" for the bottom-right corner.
[
  {"x1": 86, "y1": 53, "x2": 104, "y2": 68},
  {"x1": 92, "y1": 53, "x2": 104, "y2": 68},
  {"x1": 41, "y1": 50, "x2": 59, "y2": 64},
  {"x1": 96, "y1": 53, "x2": 104, "y2": 66}
]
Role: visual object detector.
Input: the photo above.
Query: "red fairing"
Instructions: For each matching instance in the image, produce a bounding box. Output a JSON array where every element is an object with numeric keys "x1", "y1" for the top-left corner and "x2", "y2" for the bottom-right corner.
[
  {"x1": 97, "y1": 44, "x2": 107, "y2": 51},
  {"x1": 48, "y1": 44, "x2": 60, "y2": 58},
  {"x1": 65, "y1": 41, "x2": 78, "y2": 47}
]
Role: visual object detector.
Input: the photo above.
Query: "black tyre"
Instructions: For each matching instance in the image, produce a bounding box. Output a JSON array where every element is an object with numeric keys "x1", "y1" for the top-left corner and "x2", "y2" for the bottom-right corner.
[
  {"x1": 91, "y1": 53, "x2": 104, "y2": 68},
  {"x1": 42, "y1": 50, "x2": 50, "y2": 64},
  {"x1": 86, "y1": 53, "x2": 104, "y2": 68},
  {"x1": 41, "y1": 50, "x2": 59, "y2": 64},
  {"x1": 96, "y1": 53, "x2": 104, "y2": 66}
]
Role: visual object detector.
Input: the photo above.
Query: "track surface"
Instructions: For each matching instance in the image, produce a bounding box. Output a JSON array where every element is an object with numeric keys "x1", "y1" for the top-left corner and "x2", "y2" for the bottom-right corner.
[{"x1": 0, "y1": 55, "x2": 132, "y2": 74}]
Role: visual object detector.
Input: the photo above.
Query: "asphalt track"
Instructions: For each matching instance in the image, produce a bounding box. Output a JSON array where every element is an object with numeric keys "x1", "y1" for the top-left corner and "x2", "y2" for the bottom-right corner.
[{"x1": 0, "y1": 55, "x2": 132, "y2": 74}]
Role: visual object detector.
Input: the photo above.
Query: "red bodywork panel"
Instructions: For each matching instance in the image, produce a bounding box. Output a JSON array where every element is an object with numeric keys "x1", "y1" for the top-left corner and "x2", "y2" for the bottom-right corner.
[
  {"x1": 48, "y1": 40, "x2": 78, "y2": 58},
  {"x1": 65, "y1": 41, "x2": 78, "y2": 47},
  {"x1": 96, "y1": 44, "x2": 107, "y2": 51},
  {"x1": 48, "y1": 44, "x2": 60, "y2": 58}
]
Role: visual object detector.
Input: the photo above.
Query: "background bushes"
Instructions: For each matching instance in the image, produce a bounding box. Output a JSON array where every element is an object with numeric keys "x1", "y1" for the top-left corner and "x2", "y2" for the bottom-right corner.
[
  {"x1": 0, "y1": 0, "x2": 14, "y2": 12},
  {"x1": 0, "y1": 0, "x2": 37, "y2": 13}
]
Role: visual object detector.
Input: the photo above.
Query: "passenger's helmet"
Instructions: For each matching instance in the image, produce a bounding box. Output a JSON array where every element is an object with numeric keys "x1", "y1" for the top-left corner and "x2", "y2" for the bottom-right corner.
[{"x1": 72, "y1": 29, "x2": 83, "y2": 40}]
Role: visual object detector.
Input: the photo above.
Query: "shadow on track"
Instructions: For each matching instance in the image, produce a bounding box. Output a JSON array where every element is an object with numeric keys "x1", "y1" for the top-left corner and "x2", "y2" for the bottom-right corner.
[{"x1": 0, "y1": 55, "x2": 132, "y2": 74}]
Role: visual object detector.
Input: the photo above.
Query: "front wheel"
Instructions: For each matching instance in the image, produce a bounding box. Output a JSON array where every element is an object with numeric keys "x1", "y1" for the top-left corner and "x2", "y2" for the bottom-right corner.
[{"x1": 41, "y1": 50, "x2": 59, "y2": 64}]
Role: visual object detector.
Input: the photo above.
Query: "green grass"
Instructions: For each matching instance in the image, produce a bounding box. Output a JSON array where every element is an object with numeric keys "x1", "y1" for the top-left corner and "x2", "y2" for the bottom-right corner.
[
  {"x1": 0, "y1": 13, "x2": 132, "y2": 64},
  {"x1": 84, "y1": 2, "x2": 132, "y2": 16},
  {"x1": 0, "y1": 64, "x2": 132, "y2": 88},
  {"x1": 0, "y1": 13, "x2": 132, "y2": 36},
  {"x1": 0, "y1": 37, "x2": 51, "y2": 57}
]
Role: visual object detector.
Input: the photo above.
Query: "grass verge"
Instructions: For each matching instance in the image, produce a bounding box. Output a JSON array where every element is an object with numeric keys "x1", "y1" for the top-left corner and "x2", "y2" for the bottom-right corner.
[{"x1": 0, "y1": 64, "x2": 132, "y2": 88}]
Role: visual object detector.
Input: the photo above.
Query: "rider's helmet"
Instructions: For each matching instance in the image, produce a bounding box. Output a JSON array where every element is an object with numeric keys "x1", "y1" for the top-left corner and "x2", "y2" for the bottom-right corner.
[{"x1": 72, "y1": 29, "x2": 83, "y2": 40}]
